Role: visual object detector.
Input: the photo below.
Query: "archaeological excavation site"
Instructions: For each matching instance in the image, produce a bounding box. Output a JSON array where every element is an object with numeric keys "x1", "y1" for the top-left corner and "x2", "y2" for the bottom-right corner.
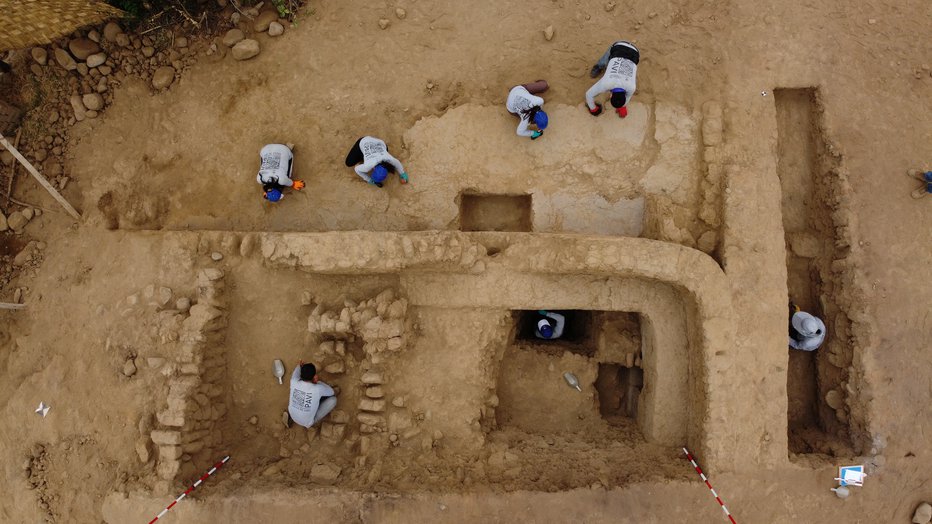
[{"x1": 1, "y1": 1, "x2": 930, "y2": 523}]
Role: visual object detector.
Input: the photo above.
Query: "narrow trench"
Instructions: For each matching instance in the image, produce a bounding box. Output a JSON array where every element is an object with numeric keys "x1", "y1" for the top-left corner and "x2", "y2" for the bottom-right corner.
[{"x1": 774, "y1": 88, "x2": 854, "y2": 456}]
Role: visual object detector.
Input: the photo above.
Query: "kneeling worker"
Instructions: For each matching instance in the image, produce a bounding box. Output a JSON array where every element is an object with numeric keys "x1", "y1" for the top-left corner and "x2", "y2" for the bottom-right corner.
[
  {"x1": 257, "y1": 143, "x2": 304, "y2": 202},
  {"x1": 345, "y1": 136, "x2": 409, "y2": 187},
  {"x1": 535, "y1": 310, "x2": 566, "y2": 340},
  {"x1": 283, "y1": 361, "x2": 337, "y2": 428},
  {"x1": 586, "y1": 40, "x2": 639, "y2": 118},
  {"x1": 789, "y1": 307, "x2": 826, "y2": 351},
  {"x1": 506, "y1": 81, "x2": 549, "y2": 139}
]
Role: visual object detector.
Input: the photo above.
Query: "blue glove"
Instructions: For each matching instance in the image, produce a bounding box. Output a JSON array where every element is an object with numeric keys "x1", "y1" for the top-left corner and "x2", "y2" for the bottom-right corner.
[
  {"x1": 538, "y1": 309, "x2": 547, "y2": 315},
  {"x1": 531, "y1": 130, "x2": 543, "y2": 140},
  {"x1": 400, "y1": 172, "x2": 409, "y2": 184}
]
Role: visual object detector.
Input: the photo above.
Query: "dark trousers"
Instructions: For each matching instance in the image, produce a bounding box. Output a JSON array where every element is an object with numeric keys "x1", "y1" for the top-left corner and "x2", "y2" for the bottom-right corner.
[{"x1": 345, "y1": 137, "x2": 364, "y2": 166}]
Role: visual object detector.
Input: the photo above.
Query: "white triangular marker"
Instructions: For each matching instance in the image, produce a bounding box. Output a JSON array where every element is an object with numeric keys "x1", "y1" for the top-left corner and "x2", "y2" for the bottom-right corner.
[{"x1": 35, "y1": 402, "x2": 50, "y2": 418}]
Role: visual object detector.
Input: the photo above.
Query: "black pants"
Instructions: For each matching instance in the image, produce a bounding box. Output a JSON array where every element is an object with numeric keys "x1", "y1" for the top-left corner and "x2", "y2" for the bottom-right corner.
[{"x1": 344, "y1": 137, "x2": 364, "y2": 166}]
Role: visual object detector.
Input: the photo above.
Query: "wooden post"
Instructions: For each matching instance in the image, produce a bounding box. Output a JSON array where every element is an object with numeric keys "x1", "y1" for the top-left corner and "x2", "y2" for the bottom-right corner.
[
  {"x1": 0, "y1": 132, "x2": 81, "y2": 220},
  {"x1": 0, "y1": 302, "x2": 26, "y2": 310}
]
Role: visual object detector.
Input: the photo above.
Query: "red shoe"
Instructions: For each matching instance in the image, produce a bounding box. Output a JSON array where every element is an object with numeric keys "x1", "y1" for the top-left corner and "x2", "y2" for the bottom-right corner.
[
  {"x1": 617, "y1": 106, "x2": 628, "y2": 118},
  {"x1": 589, "y1": 103, "x2": 603, "y2": 116}
]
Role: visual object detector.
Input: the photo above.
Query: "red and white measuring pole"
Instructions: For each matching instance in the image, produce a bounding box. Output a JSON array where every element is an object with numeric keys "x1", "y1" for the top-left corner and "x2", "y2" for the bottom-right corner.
[
  {"x1": 148, "y1": 455, "x2": 230, "y2": 524},
  {"x1": 683, "y1": 448, "x2": 737, "y2": 524}
]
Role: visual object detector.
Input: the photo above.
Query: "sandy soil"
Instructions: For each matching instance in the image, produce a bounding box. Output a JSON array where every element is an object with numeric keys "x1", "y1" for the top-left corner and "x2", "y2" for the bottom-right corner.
[{"x1": 1, "y1": 0, "x2": 931, "y2": 522}]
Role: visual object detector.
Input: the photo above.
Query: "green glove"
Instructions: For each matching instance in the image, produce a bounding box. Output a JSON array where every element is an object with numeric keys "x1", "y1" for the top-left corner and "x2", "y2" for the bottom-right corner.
[
  {"x1": 531, "y1": 130, "x2": 543, "y2": 140},
  {"x1": 400, "y1": 172, "x2": 409, "y2": 184},
  {"x1": 538, "y1": 309, "x2": 547, "y2": 315}
]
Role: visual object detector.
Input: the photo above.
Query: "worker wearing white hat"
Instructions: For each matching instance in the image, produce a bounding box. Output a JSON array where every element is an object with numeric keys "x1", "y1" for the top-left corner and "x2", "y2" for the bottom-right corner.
[
  {"x1": 535, "y1": 310, "x2": 566, "y2": 340},
  {"x1": 789, "y1": 311, "x2": 826, "y2": 351}
]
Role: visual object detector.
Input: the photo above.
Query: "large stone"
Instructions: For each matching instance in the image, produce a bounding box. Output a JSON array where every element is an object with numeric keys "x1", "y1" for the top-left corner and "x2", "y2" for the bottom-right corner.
[
  {"x1": 268, "y1": 22, "x2": 284, "y2": 36},
  {"x1": 103, "y1": 22, "x2": 122, "y2": 42},
  {"x1": 7, "y1": 212, "x2": 28, "y2": 233},
  {"x1": 222, "y1": 29, "x2": 245, "y2": 47},
  {"x1": 359, "y1": 399, "x2": 385, "y2": 412},
  {"x1": 152, "y1": 66, "x2": 176, "y2": 90},
  {"x1": 361, "y1": 372, "x2": 383, "y2": 385},
  {"x1": 157, "y1": 459, "x2": 180, "y2": 480},
  {"x1": 914, "y1": 503, "x2": 932, "y2": 524},
  {"x1": 54, "y1": 48, "x2": 77, "y2": 71},
  {"x1": 324, "y1": 361, "x2": 345, "y2": 374},
  {"x1": 150, "y1": 430, "x2": 182, "y2": 446},
  {"x1": 357, "y1": 413, "x2": 384, "y2": 427},
  {"x1": 68, "y1": 38, "x2": 100, "y2": 60},
  {"x1": 69, "y1": 94, "x2": 86, "y2": 121},
  {"x1": 253, "y1": 10, "x2": 279, "y2": 32},
  {"x1": 309, "y1": 463, "x2": 341, "y2": 483},
  {"x1": 231, "y1": 39, "x2": 260, "y2": 60},
  {"x1": 31, "y1": 47, "x2": 47, "y2": 65},
  {"x1": 82, "y1": 93, "x2": 104, "y2": 111},
  {"x1": 86, "y1": 52, "x2": 107, "y2": 68}
]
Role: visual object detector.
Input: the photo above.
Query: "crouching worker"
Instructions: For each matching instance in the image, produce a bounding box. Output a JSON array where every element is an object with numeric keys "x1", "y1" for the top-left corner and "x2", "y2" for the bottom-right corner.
[
  {"x1": 506, "y1": 81, "x2": 549, "y2": 139},
  {"x1": 345, "y1": 136, "x2": 409, "y2": 187},
  {"x1": 586, "y1": 40, "x2": 639, "y2": 118},
  {"x1": 283, "y1": 361, "x2": 337, "y2": 428},
  {"x1": 788, "y1": 305, "x2": 826, "y2": 351},
  {"x1": 257, "y1": 143, "x2": 304, "y2": 203},
  {"x1": 535, "y1": 310, "x2": 566, "y2": 340}
]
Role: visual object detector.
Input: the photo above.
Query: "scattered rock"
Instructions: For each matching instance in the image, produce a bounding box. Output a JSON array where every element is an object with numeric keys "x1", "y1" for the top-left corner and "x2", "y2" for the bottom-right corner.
[
  {"x1": 231, "y1": 39, "x2": 260, "y2": 60},
  {"x1": 76, "y1": 63, "x2": 89, "y2": 76},
  {"x1": 697, "y1": 231, "x2": 717, "y2": 253},
  {"x1": 254, "y1": 10, "x2": 279, "y2": 32},
  {"x1": 87, "y1": 29, "x2": 101, "y2": 43},
  {"x1": 54, "y1": 48, "x2": 77, "y2": 71},
  {"x1": 31, "y1": 47, "x2": 47, "y2": 65},
  {"x1": 176, "y1": 297, "x2": 191, "y2": 312},
  {"x1": 152, "y1": 66, "x2": 176, "y2": 90},
  {"x1": 82, "y1": 93, "x2": 104, "y2": 111},
  {"x1": 115, "y1": 33, "x2": 130, "y2": 47},
  {"x1": 359, "y1": 399, "x2": 386, "y2": 412},
  {"x1": 604, "y1": 1, "x2": 616, "y2": 11},
  {"x1": 21, "y1": 208, "x2": 34, "y2": 221},
  {"x1": 68, "y1": 38, "x2": 100, "y2": 60},
  {"x1": 324, "y1": 361, "x2": 345, "y2": 374},
  {"x1": 395, "y1": 7, "x2": 406, "y2": 19},
  {"x1": 175, "y1": 36, "x2": 188, "y2": 48},
  {"x1": 366, "y1": 386, "x2": 384, "y2": 399},
  {"x1": 268, "y1": 22, "x2": 284, "y2": 37},
  {"x1": 7, "y1": 211, "x2": 28, "y2": 233},
  {"x1": 146, "y1": 357, "x2": 166, "y2": 368},
  {"x1": 0, "y1": 212, "x2": 7, "y2": 232},
  {"x1": 69, "y1": 94, "x2": 87, "y2": 121},
  {"x1": 211, "y1": 251, "x2": 223, "y2": 261},
  {"x1": 123, "y1": 359, "x2": 137, "y2": 377},
  {"x1": 86, "y1": 110, "x2": 98, "y2": 119},
  {"x1": 248, "y1": 415, "x2": 258, "y2": 425},
  {"x1": 823, "y1": 389, "x2": 843, "y2": 410},
  {"x1": 310, "y1": 463, "x2": 341, "y2": 483},
  {"x1": 103, "y1": 22, "x2": 122, "y2": 42},
  {"x1": 99, "y1": 65, "x2": 112, "y2": 76},
  {"x1": 361, "y1": 371, "x2": 384, "y2": 385},
  {"x1": 868, "y1": 18, "x2": 877, "y2": 25},
  {"x1": 141, "y1": 46, "x2": 155, "y2": 58},
  {"x1": 914, "y1": 502, "x2": 932, "y2": 524},
  {"x1": 543, "y1": 25, "x2": 554, "y2": 41},
  {"x1": 378, "y1": 18, "x2": 390, "y2": 30},
  {"x1": 86, "y1": 52, "x2": 106, "y2": 68},
  {"x1": 391, "y1": 396, "x2": 405, "y2": 408}
]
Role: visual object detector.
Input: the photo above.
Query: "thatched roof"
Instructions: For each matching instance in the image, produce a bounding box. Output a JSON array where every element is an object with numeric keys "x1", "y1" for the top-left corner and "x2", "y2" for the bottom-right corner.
[{"x1": 0, "y1": 0, "x2": 122, "y2": 52}]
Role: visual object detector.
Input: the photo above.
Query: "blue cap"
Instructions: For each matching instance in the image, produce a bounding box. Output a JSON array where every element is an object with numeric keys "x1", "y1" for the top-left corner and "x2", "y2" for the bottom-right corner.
[
  {"x1": 924, "y1": 171, "x2": 932, "y2": 183},
  {"x1": 611, "y1": 88, "x2": 626, "y2": 93},
  {"x1": 539, "y1": 323, "x2": 553, "y2": 339},
  {"x1": 372, "y1": 164, "x2": 389, "y2": 183},
  {"x1": 265, "y1": 188, "x2": 282, "y2": 202},
  {"x1": 534, "y1": 110, "x2": 549, "y2": 130}
]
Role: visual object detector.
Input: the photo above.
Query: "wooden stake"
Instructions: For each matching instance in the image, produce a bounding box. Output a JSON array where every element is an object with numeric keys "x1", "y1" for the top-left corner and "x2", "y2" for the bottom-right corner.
[
  {"x1": 5, "y1": 128, "x2": 21, "y2": 209},
  {"x1": 0, "y1": 302, "x2": 26, "y2": 310},
  {"x1": 0, "y1": 132, "x2": 81, "y2": 220}
]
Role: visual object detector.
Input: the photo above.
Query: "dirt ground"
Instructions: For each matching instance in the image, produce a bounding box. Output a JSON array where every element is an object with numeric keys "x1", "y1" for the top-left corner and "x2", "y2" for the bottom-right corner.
[{"x1": 1, "y1": 0, "x2": 931, "y2": 522}]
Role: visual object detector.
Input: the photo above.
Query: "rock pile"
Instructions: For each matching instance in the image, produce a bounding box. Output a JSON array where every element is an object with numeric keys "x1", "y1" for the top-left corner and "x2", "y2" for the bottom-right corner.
[
  {"x1": 305, "y1": 288, "x2": 444, "y2": 469},
  {"x1": 132, "y1": 268, "x2": 230, "y2": 484}
]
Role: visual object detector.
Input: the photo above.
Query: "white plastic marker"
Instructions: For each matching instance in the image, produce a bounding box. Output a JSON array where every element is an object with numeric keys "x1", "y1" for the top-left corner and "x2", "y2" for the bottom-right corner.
[
  {"x1": 35, "y1": 402, "x2": 50, "y2": 417},
  {"x1": 273, "y1": 359, "x2": 285, "y2": 384},
  {"x1": 148, "y1": 455, "x2": 230, "y2": 524},
  {"x1": 683, "y1": 448, "x2": 737, "y2": 523}
]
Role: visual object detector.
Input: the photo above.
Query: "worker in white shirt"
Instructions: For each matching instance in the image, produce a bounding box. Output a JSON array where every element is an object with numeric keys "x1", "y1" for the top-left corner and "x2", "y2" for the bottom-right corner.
[
  {"x1": 283, "y1": 361, "x2": 337, "y2": 428},
  {"x1": 586, "y1": 40, "x2": 639, "y2": 118},
  {"x1": 788, "y1": 305, "x2": 826, "y2": 351},
  {"x1": 535, "y1": 310, "x2": 566, "y2": 340},
  {"x1": 344, "y1": 136, "x2": 409, "y2": 188},
  {"x1": 256, "y1": 143, "x2": 304, "y2": 202},
  {"x1": 506, "y1": 80, "x2": 549, "y2": 139}
]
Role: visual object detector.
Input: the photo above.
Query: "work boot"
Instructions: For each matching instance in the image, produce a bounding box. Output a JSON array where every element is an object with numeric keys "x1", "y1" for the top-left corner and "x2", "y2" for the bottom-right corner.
[
  {"x1": 590, "y1": 64, "x2": 604, "y2": 78},
  {"x1": 911, "y1": 184, "x2": 931, "y2": 199}
]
